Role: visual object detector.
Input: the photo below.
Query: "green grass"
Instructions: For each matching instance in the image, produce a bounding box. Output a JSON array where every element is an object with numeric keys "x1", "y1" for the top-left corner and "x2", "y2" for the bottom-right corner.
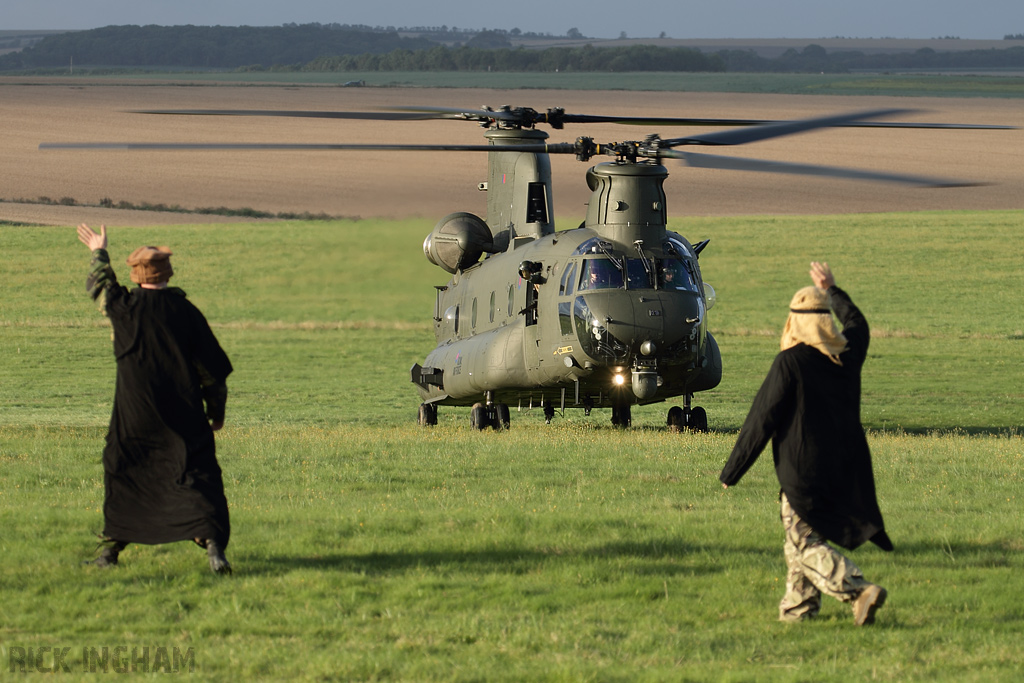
[
  {"x1": 1, "y1": 213, "x2": 1022, "y2": 680},
  {"x1": 15, "y1": 70, "x2": 1024, "y2": 97}
]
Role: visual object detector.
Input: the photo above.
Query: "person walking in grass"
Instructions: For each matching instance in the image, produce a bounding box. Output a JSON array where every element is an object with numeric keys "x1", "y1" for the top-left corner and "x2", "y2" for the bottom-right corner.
[
  {"x1": 720, "y1": 261, "x2": 892, "y2": 625},
  {"x1": 77, "y1": 223, "x2": 234, "y2": 574}
]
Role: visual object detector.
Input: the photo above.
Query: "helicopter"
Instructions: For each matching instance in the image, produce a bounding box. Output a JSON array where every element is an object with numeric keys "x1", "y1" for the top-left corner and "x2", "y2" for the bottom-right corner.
[{"x1": 41, "y1": 104, "x2": 1012, "y2": 431}]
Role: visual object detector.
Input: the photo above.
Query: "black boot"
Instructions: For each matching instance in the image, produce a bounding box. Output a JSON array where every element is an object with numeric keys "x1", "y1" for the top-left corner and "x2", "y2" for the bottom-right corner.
[
  {"x1": 205, "y1": 539, "x2": 232, "y2": 575},
  {"x1": 86, "y1": 540, "x2": 126, "y2": 567}
]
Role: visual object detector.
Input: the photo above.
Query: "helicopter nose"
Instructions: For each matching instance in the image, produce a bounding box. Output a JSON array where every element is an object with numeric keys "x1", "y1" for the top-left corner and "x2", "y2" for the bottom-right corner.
[{"x1": 630, "y1": 291, "x2": 702, "y2": 349}]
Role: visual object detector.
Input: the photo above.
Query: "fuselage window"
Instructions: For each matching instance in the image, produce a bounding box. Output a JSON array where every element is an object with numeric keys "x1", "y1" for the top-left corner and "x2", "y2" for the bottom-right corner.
[
  {"x1": 472, "y1": 297, "x2": 478, "y2": 330},
  {"x1": 489, "y1": 291, "x2": 495, "y2": 323},
  {"x1": 558, "y1": 301, "x2": 573, "y2": 336},
  {"x1": 507, "y1": 284, "x2": 515, "y2": 318}
]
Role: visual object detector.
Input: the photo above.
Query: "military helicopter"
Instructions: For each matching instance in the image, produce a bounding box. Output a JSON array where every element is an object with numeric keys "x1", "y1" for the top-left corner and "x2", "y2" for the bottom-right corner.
[{"x1": 41, "y1": 104, "x2": 1009, "y2": 431}]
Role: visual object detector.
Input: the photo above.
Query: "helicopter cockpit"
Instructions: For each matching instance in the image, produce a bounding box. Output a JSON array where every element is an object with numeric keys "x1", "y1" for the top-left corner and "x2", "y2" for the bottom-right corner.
[{"x1": 576, "y1": 256, "x2": 699, "y2": 292}]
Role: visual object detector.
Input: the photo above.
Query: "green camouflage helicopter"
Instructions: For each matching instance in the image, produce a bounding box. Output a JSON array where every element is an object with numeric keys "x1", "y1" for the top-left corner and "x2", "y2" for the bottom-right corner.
[
  {"x1": 42, "y1": 105, "x2": 1009, "y2": 430},
  {"x1": 399, "y1": 106, "x2": 998, "y2": 430}
]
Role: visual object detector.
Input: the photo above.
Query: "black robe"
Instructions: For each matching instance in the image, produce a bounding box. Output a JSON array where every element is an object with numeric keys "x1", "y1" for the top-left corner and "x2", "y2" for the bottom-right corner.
[
  {"x1": 100, "y1": 283, "x2": 233, "y2": 548},
  {"x1": 720, "y1": 286, "x2": 892, "y2": 551}
]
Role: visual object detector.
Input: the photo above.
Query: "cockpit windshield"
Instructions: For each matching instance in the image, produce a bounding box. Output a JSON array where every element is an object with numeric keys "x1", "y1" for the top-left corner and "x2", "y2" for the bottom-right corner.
[
  {"x1": 578, "y1": 257, "x2": 697, "y2": 292},
  {"x1": 578, "y1": 258, "x2": 623, "y2": 290},
  {"x1": 625, "y1": 259, "x2": 649, "y2": 289}
]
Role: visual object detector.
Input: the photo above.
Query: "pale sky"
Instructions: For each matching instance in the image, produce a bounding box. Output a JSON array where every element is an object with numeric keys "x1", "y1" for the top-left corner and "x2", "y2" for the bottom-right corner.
[{"x1": 6, "y1": 0, "x2": 1023, "y2": 40}]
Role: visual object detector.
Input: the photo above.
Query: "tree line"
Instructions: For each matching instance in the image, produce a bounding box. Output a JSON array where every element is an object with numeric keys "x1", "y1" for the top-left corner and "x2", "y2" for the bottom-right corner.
[
  {"x1": 305, "y1": 44, "x2": 723, "y2": 73},
  {"x1": 0, "y1": 24, "x2": 434, "y2": 70},
  {"x1": 1, "y1": 24, "x2": 1023, "y2": 73},
  {"x1": 717, "y1": 43, "x2": 1024, "y2": 73}
]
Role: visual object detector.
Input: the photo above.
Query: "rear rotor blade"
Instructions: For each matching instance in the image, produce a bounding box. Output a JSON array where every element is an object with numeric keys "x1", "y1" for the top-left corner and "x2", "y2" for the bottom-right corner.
[
  {"x1": 662, "y1": 108, "x2": 915, "y2": 147},
  {"x1": 664, "y1": 150, "x2": 979, "y2": 187}
]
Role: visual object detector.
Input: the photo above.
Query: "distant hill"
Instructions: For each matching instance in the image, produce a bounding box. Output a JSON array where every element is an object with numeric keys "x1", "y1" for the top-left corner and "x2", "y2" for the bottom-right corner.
[
  {"x1": 2, "y1": 25, "x2": 1022, "y2": 73},
  {"x1": 0, "y1": 29, "x2": 68, "y2": 57}
]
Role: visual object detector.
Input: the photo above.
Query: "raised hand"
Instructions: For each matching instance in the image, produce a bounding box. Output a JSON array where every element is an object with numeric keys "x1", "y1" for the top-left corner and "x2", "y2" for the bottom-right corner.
[
  {"x1": 77, "y1": 223, "x2": 108, "y2": 251},
  {"x1": 810, "y1": 261, "x2": 835, "y2": 290}
]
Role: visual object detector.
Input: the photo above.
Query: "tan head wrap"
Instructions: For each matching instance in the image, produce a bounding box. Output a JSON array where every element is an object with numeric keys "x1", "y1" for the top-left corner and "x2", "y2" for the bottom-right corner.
[
  {"x1": 127, "y1": 246, "x2": 174, "y2": 284},
  {"x1": 780, "y1": 286, "x2": 848, "y2": 365}
]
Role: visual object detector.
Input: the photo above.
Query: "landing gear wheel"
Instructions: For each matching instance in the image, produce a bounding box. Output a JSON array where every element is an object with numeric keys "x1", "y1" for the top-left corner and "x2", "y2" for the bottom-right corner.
[
  {"x1": 543, "y1": 401, "x2": 555, "y2": 425},
  {"x1": 667, "y1": 406, "x2": 685, "y2": 433},
  {"x1": 611, "y1": 402, "x2": 632, "y2": 428},
  {"x1": 418, "y1": 402, "x2": 438, "y2": 426},
  {"x1": 470, "y1": 403, "x2": 489, "y2": 430},
  {"x1": 496, "y1": 403, "x2": 511, "y2": 430},
  {"x1": 667, "y1": 405, "x2": 707, "y2": 433},
  {"x1": 690, "y1": 406, "x2": 708, "y2": 433}
]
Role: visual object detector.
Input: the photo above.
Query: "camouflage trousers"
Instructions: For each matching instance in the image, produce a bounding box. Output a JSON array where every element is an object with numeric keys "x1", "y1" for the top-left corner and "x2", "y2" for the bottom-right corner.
[{"x1": 779, "y1": 492, "x2": 872, "y2": 622}]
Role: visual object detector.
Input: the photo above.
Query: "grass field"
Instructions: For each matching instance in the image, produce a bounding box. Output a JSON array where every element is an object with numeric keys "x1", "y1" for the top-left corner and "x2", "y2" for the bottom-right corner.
[{"x1": 1, "y1": 212, "x2": 1022, "y2": 680}]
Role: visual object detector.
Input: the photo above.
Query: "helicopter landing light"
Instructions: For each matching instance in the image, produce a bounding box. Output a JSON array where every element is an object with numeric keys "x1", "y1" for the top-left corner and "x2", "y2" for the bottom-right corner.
[{"x1": 612, "y1": 373, "x2": 627, "y2": 387}]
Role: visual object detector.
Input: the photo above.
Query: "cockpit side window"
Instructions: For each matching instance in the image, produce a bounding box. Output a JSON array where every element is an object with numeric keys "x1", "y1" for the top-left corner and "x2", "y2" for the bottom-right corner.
[
  {"x1": 559, "y1": 261, "x2": 579, "y2": 296},
  {"x1": 657, "y1": 258, "x2": 700, "y2": 292},
  {"x1": 564, "y1": 262, "x2": 577, "y2": 297}
]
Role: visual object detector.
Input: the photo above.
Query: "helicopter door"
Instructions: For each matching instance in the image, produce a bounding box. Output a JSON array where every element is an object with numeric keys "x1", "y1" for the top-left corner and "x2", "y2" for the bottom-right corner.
[
  {"x1": 522, "y1": 279, "x2": 544, "y2": 377},
  {"x1": 525, "y1": 282, "x2": 539, "y2": 327}
]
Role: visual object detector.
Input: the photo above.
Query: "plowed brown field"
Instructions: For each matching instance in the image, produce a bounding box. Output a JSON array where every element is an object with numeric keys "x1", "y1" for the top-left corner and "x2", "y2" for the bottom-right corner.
[{"x1": 3, "y1": 81, "x2": 1022, "y2": 226}]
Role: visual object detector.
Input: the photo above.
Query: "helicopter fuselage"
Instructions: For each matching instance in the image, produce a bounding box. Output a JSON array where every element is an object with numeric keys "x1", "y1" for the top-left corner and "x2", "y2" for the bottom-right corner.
[{"x1": 412, "y1": 160, "x2": 722, "y2": 413}]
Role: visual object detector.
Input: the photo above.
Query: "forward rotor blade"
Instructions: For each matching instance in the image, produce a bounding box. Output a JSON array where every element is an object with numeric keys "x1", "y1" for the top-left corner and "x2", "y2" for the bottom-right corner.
[
  {"x1": 554, "y1": 114, "x2": 1015, "y2": 129},
  {"x1": 665, "y1": 150, "x2": 979, "y2": 187},
  {"x1": 387, "y1": 105, "x2": 526, "y2": 122},
  {"x1": 133, "y1": 109, "x2": 442, "y2": 121},
  {"x1": 560, "y1": 114, "x2": 778, "y2": 127},
  {"x1": 39, "y1": 141, "x2": 567, "y2": 153},
  {"x1": 132, "y1": 107, "x2": 780, "y2": 127},
  {"x1": 390, "y1": 107, "x2": 795, "y2": 127},
  {"x1": 131, "y1": 107, "x2": 1017, "y2": 130},
  {"x1": 661, "y1": 108, "x2": 916, "y2": 147}
]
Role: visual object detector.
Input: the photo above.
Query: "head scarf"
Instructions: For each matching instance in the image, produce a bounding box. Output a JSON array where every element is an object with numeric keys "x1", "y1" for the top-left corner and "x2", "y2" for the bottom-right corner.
[
  {"x1": 127, "y1": 246, "x2": 174, "y2": 284},
  {"x1": 780, "y1": 286, "x2": 847, "y2": 365}
]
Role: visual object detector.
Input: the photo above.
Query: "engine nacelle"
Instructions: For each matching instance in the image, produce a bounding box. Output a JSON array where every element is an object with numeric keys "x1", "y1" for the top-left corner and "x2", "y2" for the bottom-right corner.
[{"x1": 423, "y1": 212, "x2": 494, "y2": 274}]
